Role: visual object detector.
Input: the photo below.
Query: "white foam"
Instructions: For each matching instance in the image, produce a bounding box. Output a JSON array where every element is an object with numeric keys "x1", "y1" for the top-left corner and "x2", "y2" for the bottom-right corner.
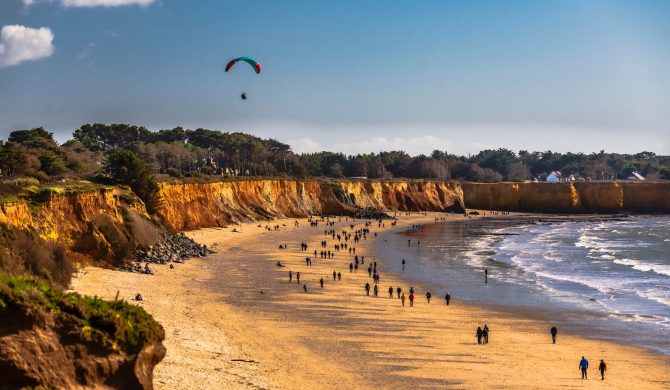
[{"x1": 613, "y1": 258, "x2": 670, "y2": 277}]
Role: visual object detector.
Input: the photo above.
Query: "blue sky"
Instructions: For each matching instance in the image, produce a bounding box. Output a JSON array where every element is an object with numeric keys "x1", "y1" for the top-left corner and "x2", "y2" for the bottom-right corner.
[{"x1": 0, "y1": 0, "x2": 669, "y2": 155}]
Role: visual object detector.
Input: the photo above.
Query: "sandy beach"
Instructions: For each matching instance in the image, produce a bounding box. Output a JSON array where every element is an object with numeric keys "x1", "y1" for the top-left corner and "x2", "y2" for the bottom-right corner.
[{"x1": 72, "y1": 213, "x2": 670, "y2": 389}]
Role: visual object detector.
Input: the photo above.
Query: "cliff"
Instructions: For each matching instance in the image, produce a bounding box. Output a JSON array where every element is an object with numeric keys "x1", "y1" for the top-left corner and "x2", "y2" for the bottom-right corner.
[
  {"x1": 0, "y1": 275, "x2": 165, "y2": 389},
  {"x1": 462, "y1": 182, "x2": 670, "y2": 213},
  {"x1": 0, "y1": 186, "x2": 159, "y2": 264},
  {"x1": 157, "y1": 179, "x2": 465, "y2": 231}
]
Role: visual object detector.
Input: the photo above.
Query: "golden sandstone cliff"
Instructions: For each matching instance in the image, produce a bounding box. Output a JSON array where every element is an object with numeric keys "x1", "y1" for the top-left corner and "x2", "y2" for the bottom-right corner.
[
  {"x1": 462, "y1": 182, "x2": 670, "y2": 213},
  {"x1": 2, "y1": 180, "x2": 669, "y2": 255},
  {"x1": 2, "y1": 179, "x2": 669, "y2": 265},
  {"x1": 0, "y1": 179, "x2": 464, "y2": 261},
  {"x1": 0, "y1": 187, "x2": 155, "y2": 263},
  {"x1": 157, "y1": 179, "x2": 465, "y2": 230}
]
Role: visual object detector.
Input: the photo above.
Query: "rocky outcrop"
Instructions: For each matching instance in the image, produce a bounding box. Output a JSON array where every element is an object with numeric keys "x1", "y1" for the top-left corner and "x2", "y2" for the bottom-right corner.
[
  {"x1": 462, "y1": 182, "x2": 670, "y2": 213},
  {"x1": 0, "y1": 187, "x2": 159, "y2": 262},
  {"x1": 157, "y1": 179, "x2": 465, "y2": 230}
]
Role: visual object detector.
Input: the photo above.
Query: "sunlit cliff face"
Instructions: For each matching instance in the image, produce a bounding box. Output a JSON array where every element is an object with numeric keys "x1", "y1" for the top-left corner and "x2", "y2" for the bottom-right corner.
[{"x1": 157, "y1": 180, "x2": 465, "y2": 231}]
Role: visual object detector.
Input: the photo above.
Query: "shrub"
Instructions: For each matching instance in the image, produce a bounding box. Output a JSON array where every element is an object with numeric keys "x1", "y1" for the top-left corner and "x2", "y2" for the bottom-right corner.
[
  {"x1": 165, "y1": 167, "x2": 181, "y2": 178},
  {"x1": 0, "y1": 275, "x2": 164, "y2": 354},
  {"x1": 5, "y1": 231, "x2": 74, "y2": 287},
  {"x1": 104, "y1": 149, "x2": 160, "y2": 213}
]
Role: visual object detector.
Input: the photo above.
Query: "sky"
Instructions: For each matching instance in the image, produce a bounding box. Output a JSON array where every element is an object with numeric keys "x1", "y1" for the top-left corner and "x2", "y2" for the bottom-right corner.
[{"x1": 0, "y1": 0, "x2": 669, "y2": 156}]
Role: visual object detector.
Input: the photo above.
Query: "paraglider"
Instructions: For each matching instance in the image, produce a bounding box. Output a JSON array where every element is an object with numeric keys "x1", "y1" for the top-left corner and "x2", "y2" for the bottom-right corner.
[
  {"x1": 226, "y1": 57, "x2": 261, "y2": 100},
  {"x1": 225, "y1": 56, "x2": 262, "y2": 74}
]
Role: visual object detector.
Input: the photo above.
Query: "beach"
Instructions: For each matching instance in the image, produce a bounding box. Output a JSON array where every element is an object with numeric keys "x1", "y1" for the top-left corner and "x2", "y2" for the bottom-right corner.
[{"x1": 72, "y1": 213, "x2": 670, "y2": 389}]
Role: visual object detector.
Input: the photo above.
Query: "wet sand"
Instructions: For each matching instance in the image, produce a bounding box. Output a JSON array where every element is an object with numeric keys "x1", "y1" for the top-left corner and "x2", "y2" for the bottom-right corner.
[{"x1": 72, "y1": 213, "x2": 670, "y2": 389}]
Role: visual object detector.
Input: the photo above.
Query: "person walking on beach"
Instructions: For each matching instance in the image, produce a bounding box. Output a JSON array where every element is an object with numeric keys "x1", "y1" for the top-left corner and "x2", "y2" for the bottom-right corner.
[
  {"x1": 397, "y1": 286, "x2": 402, "y2": 299},
  {"x1": 365, "y1": 282, "x2": 371, "y2": 296},
  {"x1": 373, "y1": 284, "x2": 378, "y2": 297},
  {"x1": 338, "y1": 272, "x2": 341, "y2": 280},
  {"x1": 598, "y1": 359, "x2": 606, "y2": 380},
  {"x1": 445, "y1": 292, "x2": 451, "y2": 305},
  {"x1": 551, "y1": 325, "x2": 558, "y2": 344},
  {"x1": 368, "y1": 265, "x2": 373, "y2": 277},
  {"x1": 579, "y1": 356, "x2": 589, "y2": 379},
  {"x1": 349, "y1": 263, "x2": 353, "y2": 272},
  {"x1": 426, "y1": 291, "x2": 432, "y2": 303},
  {"x1": 388, "y1": 286, "x2": 394, "y2": 298},
  {"x1": 296, "y1": 272, "x2": 300, "y2": 284},
  {"x1": 409, "y1": 293, "x2": 415, "y2": 307},
  {"x1": 483, "y1": 324, "x2": 489, "y2": 344},
  {"x1": 320, "y1": 278, "x2": 324, "y2": 288},
  {"x1": 402, "y1": 259, "x2": 406, "y2": 271},
  {"x1": 476, "y1": 327, "x2": 483, "y2": 344},
  {"x1": 484, "y1": 268, "x2": 488, "y2": 284},
  {"x1": 333, "y1": 271, "x2": 337, "y2": 281},
  {"x1": 303, "y1": 284, "x2": 307, "y2": 292},
  {"x1": 401, "y1": 293, "x2": 406, "y2": 306},
  {"x1": 289, "y1": 270, "x2": 293, "y2": 283}
]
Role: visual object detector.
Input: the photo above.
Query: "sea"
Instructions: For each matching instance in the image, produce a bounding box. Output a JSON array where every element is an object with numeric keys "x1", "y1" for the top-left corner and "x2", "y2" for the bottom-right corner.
[{"x1": 377, "y1": 215, "x2": 670, "y2": 355}]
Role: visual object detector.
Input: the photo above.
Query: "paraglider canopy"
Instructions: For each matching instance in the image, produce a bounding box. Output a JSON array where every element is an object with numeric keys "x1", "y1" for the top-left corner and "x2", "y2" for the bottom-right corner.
[{"x1": 225, "y1": 57, "x2": 261, "y2": 74}]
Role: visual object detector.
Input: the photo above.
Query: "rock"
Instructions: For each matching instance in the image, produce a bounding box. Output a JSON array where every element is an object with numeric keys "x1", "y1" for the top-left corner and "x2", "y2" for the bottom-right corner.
[
  {"x1": 0, "y1": 276, "x2": 165, "y2": 389},
  {"x1": 125, "y1": 233, "x2": 215, "y2": 273}
]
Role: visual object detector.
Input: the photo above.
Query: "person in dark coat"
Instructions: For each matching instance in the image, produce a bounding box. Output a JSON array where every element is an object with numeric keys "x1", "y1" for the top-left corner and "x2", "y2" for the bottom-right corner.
[
  {"x1": 551, "y1": 325, "x2": 558, "y2": 344},
  {"x1": 598, "y1": 359, "x2": 606, "y2": 380}
]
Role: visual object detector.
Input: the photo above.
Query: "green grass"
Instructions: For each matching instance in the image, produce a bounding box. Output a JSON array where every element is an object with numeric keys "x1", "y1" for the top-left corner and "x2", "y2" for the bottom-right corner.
[{"x1": 0, "y1": 274, "x2": 163, "y2": 355}]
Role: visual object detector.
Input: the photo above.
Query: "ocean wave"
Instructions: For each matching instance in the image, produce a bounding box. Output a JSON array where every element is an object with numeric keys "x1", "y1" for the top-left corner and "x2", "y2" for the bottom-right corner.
[{"x1": 612, "y1": 258, "x2": 670, "y2": 277}]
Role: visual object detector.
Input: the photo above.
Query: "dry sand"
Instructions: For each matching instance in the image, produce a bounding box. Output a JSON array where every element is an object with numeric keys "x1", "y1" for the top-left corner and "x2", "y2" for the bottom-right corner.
[{"x1": 72, "y1": 213, "x2": 670, "y2": 389}]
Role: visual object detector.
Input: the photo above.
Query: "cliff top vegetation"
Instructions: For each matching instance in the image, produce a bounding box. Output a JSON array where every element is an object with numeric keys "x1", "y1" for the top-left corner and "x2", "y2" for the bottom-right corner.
[
  {"x1": 2, "y1": 124, "x2": 668, "y2": 188},
  {"x1": 0, "y1": 274, "x2": 164, "y2": 355}
]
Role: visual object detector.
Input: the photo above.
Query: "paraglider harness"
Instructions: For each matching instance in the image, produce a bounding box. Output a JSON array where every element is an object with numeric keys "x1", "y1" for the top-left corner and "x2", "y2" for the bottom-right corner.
[{"x1": 241, "y1": 91, "x2": 247, "y2": 100}]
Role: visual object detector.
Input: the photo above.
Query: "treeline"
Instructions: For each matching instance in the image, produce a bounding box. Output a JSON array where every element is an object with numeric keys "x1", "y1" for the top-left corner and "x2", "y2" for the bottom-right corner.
[{"x1": 1, "y1": 124, "x2": 669, "y2": 186}]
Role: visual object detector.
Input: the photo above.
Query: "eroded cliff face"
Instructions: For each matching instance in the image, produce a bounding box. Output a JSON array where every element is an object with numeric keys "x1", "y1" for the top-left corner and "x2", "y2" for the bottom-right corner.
[
  {"x1": 0, "y1": 308, "x2": 165, "y2": 389},
  {"x1": 157, "y1": 179, "x2": 465, "y2": 231},
  {"x1": 462, "y1": 182, "x2": 670, "y2": 213},
  {"x1": 0, "y1": 276, "x2": 166, "y2": 390},
  {"x1": 0, "y1": 188, "x2": 155, "y2": 262}
]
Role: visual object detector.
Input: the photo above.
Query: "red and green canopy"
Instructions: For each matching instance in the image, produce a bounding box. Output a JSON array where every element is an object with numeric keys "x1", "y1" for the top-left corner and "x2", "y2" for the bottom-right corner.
[{"x1": 225, "y1": 57, "x2": 261, "y2": 74}]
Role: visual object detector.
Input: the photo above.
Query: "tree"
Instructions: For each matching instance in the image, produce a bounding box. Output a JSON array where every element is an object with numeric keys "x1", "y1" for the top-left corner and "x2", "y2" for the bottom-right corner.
[
  {"x1": 74, "y1": 123, "x2": 151, "y2": 152},
  {"x1": 506, "y1": 161, "x2": 531, "y2": 181},
  {"x1": 38, "y1": 153, "x2": 68, "y2": 176},
  {"x1": 0, "y1": 144, "x2": 31, "y2": 176},
  {"x1": 8, "y1": 127, "x2": 57, "y2": 148},
  {"x1": 104, "y1": 149, "x2": 160, "y2": 213}
]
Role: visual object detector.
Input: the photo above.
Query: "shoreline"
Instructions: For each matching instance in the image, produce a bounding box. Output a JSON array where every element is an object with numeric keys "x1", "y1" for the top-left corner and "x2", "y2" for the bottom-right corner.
[
  {"x1": 378, "y1": 214, "x2": 670, "y2": 356},
  {"x1": 72, "y1": 212, "x2": 670, "y2": 389}
]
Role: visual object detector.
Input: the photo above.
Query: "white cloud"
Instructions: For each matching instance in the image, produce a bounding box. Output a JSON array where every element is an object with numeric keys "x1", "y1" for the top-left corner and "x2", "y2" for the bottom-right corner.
[
  {"x1": 60, "y1": 0, "x2": 154, "y2": 7},
  {"x1": 286, "y1": 134, "x2": 452, "y2": 156},
  {"x1": 0, "y1": 25, "x2": 54, "y2": 68},
  {"x1": 287, "y1": 137, "x2": 322, "y2": 154},
  {"x1": 77, "y1": 42, "x2": 96, "y2": 61},
  {"x1": 331, "y1": 135, "x2": 452, "y2": 156},
  {"x1": 227, "y1": 120, "x2": 665, "y2": 156}
]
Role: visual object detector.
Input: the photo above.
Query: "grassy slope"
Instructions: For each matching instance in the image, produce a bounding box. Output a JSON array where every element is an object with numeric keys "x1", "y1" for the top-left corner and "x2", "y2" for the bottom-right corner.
[{"x1": 0, "y1": 274, "x2": 163, "y2": 355}]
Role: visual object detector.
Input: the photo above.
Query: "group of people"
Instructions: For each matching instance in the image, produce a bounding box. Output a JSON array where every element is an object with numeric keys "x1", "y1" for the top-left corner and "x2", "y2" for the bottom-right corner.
[
  {"x1": 476, "y1": 324, "x2": 490, "y2": 344},
  {"x1": 278, "y1": 215, "x2": 611, "y2": 382},
  {"x1": 579, "y1": 356, "x2": 607, "y2": 381}
]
